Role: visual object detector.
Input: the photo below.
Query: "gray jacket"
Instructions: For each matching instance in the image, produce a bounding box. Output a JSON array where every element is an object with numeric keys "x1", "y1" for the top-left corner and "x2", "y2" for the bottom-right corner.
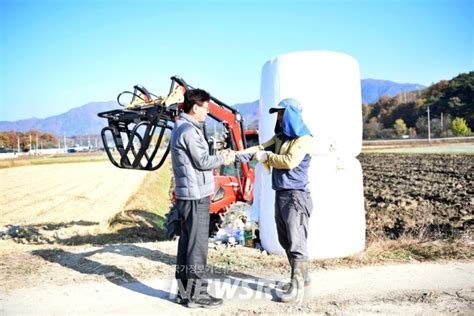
[{"x1": 170, "y1": 113, "x2": 224, "y2": 200}]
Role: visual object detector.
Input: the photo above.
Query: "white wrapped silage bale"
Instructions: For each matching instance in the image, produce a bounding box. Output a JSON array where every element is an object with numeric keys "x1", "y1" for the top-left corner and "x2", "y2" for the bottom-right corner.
[
  {"x1": 256, "y1": 51, "x2": 366, "y2": 259},
  {"x1": 260, "y1": 51, "x2": 362, "y2": 157}
]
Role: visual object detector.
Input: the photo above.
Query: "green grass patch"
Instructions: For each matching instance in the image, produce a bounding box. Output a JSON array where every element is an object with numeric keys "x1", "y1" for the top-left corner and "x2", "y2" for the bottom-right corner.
[{"x1": 379, "y1": 248, "x2": 414, "y2": 261}]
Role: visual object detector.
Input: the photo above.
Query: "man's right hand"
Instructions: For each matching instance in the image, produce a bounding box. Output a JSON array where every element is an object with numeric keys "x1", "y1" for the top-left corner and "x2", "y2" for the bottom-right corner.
[{"x1": 222, "y1": 149, "x2": 236, "y2": 165}]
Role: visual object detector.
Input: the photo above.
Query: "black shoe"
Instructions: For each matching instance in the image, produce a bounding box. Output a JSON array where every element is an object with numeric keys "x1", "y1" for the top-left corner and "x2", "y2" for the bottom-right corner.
[
  {"x1": 186, "y1": 293, "x2": 223, "y2": 309},
  {"x1": 176, "y1": 295, "x2": 188, "y2": 305}
]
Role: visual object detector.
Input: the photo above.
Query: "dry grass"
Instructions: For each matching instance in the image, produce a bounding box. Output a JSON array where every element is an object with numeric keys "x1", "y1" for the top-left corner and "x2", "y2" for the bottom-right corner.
[
  {"x1": 206, "y1": 237, "x2": 473, "y2": 277},
  {"x1": 208, "y1": 244, "x2": 289, "y2": 275},
  {"x1": 119, "y1": 158, "x2": 173, "y2": 218},
  {"x1": 107, "y1": 159, "x2": 173, "y2": 239},
  {"x1": 310, "y1": 237, "x2": 473, "y2": 270},
  {"x1": 204, "y1": 235, "x2": 474, "y2": 277}
]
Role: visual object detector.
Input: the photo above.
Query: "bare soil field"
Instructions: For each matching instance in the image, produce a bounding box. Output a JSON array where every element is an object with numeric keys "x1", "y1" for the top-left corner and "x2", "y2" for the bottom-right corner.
[
  {"x1": 0, "y1": 161, "x2": 146, "y2": 242},
  {"x1": 359, "y1": 154, "x2": 473, "y2": 240}
]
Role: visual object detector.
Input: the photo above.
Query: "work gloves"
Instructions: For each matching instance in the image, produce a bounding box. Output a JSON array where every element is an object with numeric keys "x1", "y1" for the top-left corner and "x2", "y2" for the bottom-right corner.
[
  {"x1": 255, "y1": 151, "x2": 270, "y2": 162},
  {"x1": 255, "y1": 151, "x2": 272, "y2": 174}
]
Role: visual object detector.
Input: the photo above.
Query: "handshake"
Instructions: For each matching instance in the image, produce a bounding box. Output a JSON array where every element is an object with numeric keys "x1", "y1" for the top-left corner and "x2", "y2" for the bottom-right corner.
[
  {"x1": 221, "y1": 149, "x2": 236, "y2": 165},
  {"x1": 221, "y1": 149, "x2": 271, "y2": 166}
]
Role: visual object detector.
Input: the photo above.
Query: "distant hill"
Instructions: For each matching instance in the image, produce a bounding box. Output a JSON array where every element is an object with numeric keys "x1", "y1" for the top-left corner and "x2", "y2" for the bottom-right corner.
[
  {"x1": 363, "y1": 71, "x2": 473, "y2": 133},
  {"x1": 0, "y1": 101, "x2": 116, "y2": 136},
  {"x1": 0, "y1": 79, "x2": 425, "y2": 136},
  {"x1": 361, "y1": 79, "x2": 425, "y2": 104}
]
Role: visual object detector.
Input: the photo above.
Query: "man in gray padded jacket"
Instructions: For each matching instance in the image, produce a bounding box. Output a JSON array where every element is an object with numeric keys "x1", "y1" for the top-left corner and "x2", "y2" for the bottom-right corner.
[{"x1": 171, "y1": 88, "x2": 234, "y2": 309}]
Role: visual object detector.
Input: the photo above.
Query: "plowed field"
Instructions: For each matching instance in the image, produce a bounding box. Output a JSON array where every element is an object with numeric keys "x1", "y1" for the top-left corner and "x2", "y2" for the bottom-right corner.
[{"x1": 359, "y1": 154, "x2": 473, "y2": 239}]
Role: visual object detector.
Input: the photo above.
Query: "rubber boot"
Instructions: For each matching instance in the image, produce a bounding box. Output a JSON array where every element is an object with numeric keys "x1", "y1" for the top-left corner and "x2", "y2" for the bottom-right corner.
[
  {"x1": 281, "y1": 257, "x2": 294, "y2": 292},
  {"x1": 280, "y1": 259, "x2": 306, "y2": 304},
  {"x1": 282, "y1": 258, "x2": 311, "y2": 291}
]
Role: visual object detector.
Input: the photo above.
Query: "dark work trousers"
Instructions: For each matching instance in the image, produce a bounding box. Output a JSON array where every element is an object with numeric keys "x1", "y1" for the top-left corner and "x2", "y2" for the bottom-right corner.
[
  {"x1": 175, "y1": 197, "x2": 210, "y2": 298},
  {"x1": 275, "y1": 190, "x2": 313, "y2": 260}
]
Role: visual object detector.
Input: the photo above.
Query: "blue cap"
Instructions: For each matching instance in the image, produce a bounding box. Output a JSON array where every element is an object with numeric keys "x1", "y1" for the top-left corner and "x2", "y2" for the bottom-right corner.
[{"x1": 269, "y1": 98, "x2": 302, "y2": 114}]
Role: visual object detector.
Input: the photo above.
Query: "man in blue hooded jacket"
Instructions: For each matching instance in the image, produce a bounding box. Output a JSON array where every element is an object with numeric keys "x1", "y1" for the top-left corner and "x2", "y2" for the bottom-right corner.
[{"x1": 237, "y1": 98, "x2": 313, "y2": 303}]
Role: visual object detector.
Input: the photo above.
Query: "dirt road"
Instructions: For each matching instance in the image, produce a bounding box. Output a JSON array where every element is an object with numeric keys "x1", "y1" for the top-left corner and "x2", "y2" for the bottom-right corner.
[
  {"x1": 0, "y1": 162, "x2": 146, "y2": 226},
  {"x1": 1, "y1": 260, "x2": 472, "y2": 315}
]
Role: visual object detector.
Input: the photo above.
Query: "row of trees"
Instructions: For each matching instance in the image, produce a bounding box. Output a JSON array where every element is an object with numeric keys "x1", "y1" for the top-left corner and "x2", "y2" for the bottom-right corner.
[
  {"x1": 364, "y1": 116, "x2": 472, "y2": 139},
  {"x1": 363, "y1": 72, "x2": 473, "y2": 139},
  {"x1": 0, "y1": 131, "x2": 58, "y2": 151}
]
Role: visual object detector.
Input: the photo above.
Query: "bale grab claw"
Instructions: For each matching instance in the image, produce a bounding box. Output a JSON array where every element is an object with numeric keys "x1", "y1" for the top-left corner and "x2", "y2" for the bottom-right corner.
[{"x1": 97, "y1": 76, "x2": 186, "y2": 170}]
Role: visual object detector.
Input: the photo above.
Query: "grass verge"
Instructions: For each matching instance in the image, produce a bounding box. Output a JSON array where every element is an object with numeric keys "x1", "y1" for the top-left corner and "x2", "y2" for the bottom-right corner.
[
  {"x1": 206, "y1": 237, "x2": 473, "y2": 276},
  {"x1": 312, "y1": 237, "x2": 473, "y2": 269},
  {"x1": 107, "y1": 159, "x2": 173, "y2": 240}
]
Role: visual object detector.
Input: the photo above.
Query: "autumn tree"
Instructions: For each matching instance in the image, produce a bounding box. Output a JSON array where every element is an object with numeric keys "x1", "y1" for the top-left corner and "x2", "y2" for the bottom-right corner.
[
  {"x1": 450, "y1": 117, "x2": 472, "y2": 136},
  {"x1": 0, "y1": 134, "x2": 8, "y2": 148},
  {"x1": 362, "y1": 105, "x2": 372, "y2": 121},
  {"x1": 4, "y1": 131, "x2": 18, "y2": 149},
  {"x1": 363, "y1": 117, "x2": 383, "y2": 139},
  {"x1": 393, "y1": 118, "x2": 408, "y2": 137},
  {"x1": 41, "y1": 133, "x2": 59, "y2": 148},
  {"x1": 415, "y1": 117, "x2": 428, "y2": 137}
]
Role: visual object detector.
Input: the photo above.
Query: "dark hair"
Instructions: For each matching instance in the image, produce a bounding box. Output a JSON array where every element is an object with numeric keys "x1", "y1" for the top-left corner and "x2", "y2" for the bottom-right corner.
[{"x1": 183, "y1": 89, "x2": 211, "y2": 113}]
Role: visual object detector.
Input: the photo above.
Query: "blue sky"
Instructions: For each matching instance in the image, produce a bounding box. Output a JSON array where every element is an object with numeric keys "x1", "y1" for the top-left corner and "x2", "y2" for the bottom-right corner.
[{"x1": 1, "y1": 0, "x2": 472, "y2": 121}]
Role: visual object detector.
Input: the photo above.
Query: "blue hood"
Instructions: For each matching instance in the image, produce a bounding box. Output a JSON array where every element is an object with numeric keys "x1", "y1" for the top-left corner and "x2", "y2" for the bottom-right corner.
[{"x1": 282, "y1": 104, "x2": 311, "y2": 138}]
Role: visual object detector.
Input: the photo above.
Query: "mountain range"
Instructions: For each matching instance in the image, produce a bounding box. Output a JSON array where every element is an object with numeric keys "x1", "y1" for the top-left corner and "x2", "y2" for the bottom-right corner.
[
  {"x1": 361, "y1": 79, "x2": 425, "y2": 104},
  {"x1": 0, "y1": 79, "x2": 424, "y2": 136},
  {"x1": 0, "y1": 101, "x2": 117, "y2": 136}
]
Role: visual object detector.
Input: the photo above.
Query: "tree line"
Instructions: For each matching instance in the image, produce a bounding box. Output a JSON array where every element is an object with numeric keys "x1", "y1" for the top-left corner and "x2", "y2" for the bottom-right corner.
[
  {"x1": 0, "y1": 131, "x2": 58, "y2": 151},
  {"x1": 362, "y1": 71, "x2": 473, "y2": 139}
]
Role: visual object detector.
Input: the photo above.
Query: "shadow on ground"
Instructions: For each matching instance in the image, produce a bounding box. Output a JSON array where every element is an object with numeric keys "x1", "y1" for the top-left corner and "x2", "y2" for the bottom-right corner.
[
  {"x1": 1, "y1": 210, "x2": 167, "y2": 245},
  {"x1": 5, "y1": 210, "x2": 286, "y2": 302},
  {"x1": 31, "y1": 245, "x2": 173, "y2": 300},
  {"x1": 31, "y1": 243, "x2": 284, "y2": 303}
]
